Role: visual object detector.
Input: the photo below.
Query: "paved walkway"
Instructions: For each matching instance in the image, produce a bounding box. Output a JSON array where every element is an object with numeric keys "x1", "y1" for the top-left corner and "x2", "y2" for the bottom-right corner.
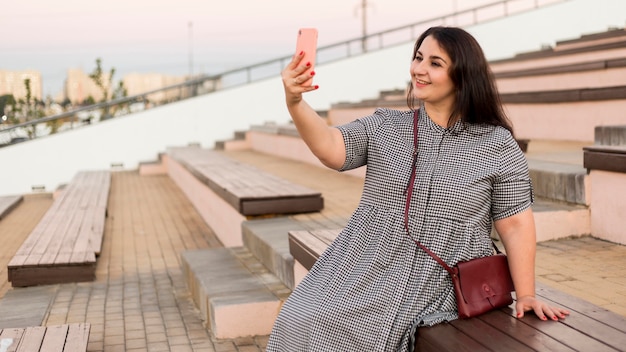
[{"x1": 0, "y1": 149, "x2": 624, "y2": 351}]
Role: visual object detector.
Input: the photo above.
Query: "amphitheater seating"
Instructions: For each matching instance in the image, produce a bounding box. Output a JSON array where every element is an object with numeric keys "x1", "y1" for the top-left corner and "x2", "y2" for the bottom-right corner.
[{"x1": 7, "y1": 171, "x2": 110, "y2": 287}]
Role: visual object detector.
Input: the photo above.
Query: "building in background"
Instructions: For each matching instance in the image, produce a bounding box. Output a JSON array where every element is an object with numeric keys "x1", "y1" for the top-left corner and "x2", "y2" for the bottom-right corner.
[
  {"x1": 63, "y1": 70, "x2": 191, "y2": 105},
  {"x1": 122, "y1": 73, "x2": 187, "y2": 103},
  {"x1": 0, "y1": 70, "x2": 43, "y2": 101},
  {"x1": 63, "y1": 68, "x2": 111, "y2": 104}
]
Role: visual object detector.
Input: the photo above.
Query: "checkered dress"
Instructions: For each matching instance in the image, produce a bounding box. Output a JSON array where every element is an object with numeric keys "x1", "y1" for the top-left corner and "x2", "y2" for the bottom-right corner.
[{"x1": 266, "y1": 107, "x2": 533, "y2": 352}]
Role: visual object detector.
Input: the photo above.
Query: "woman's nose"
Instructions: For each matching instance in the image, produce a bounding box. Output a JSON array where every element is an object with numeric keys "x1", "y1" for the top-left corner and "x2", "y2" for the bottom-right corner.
[{"x1": 412, "y1": 61, "x2": 425, "y2": 75}]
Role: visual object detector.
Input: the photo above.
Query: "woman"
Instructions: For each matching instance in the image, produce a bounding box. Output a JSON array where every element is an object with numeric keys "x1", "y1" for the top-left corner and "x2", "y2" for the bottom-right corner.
[{"x1": 267, "y1": 26, "x2": 569, "y2": 352}]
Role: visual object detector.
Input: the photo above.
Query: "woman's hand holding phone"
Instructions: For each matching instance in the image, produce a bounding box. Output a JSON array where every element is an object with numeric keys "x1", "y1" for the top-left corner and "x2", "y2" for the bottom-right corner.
[{"x1": 282, "y1": 28, "x2": 319, "y2": 105}]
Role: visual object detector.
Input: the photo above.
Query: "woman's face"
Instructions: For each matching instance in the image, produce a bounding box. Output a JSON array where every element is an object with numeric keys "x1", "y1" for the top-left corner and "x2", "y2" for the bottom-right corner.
[{"x1": 410, "y1": 35, "x2": 456, "y2": 109}]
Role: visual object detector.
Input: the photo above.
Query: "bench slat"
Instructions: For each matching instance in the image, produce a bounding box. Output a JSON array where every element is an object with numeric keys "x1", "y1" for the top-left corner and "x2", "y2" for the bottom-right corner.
[
  {"x1": 450, "y1": 312, "x2": 537, "y2": 351},
  {"x1": 37, "y1": 200, "x2": 85, "y2": 266},
  {"x1": 15, "y1": 326, "x2": 46, "y2": 352},
  {"x1": 9, "y1": 199, "x2": 67, "y2": 266},
  {"x1": 534, "y1": 285, "x2": 626, "y2": 351},
  {"x1": 61, "y1": 323, "x2": 90, "y2": 352},
  {"x1": 478, "y1": 309, "x2": 577, "y2": 352},
  {"x1": 415, "y1": 321, "x2": 490, "y2": 351},
  {"x1": 0, "y1": 328, "x2": 24, "y2": 352},
  {"x1": 506, "y1": 310, "x2": 620, "y2": 351},
  {"x1": 536, "y1": 283, "x2": 626, "y2": 333},
  {"x1": 39, "y1": 324, "x2": 69, "y2": 351}
]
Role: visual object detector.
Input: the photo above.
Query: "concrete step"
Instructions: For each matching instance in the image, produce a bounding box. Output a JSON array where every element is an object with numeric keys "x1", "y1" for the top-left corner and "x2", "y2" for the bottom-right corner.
[
  {"x1": 242, "y1": 217, "x2": 311, "y2": 290},
  {"x1": 215, "y1": 130, "x2": 250, "y2": 151},
  {"x1": 531, "y1": 197, "x2": 590, "y2": 242},
  {"x1": 181, "y1": 247, "x2": 290, "y2": 339},
  {"x1": 527, "y1": 159, "x2": 587, "y2": 205},
  {"x1": 0, "y1": 195, "x2": 23, "y2": 220}
]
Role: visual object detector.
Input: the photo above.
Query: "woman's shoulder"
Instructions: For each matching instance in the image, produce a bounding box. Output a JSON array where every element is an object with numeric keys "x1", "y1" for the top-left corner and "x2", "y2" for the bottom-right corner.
[
  {"x1": 465, "y1": 123, "x2": 513, "y2": 140},
  {"x1": 373, "y1": 107, "x2": 413, "y2": 119},
  {"x1": 352, "y1": 108, "x2": 412, "y2": 128}
]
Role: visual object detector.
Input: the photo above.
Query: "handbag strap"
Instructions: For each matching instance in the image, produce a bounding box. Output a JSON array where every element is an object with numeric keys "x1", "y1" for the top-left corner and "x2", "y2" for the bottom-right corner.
[{"x1": 403, "y1": 110, "x2": 500, "y2": 277}]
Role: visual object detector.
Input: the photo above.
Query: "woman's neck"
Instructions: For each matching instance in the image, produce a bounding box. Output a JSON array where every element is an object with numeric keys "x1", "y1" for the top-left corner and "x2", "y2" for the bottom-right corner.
[{"x1": 423, "y1": 103, "x2": 452, "y2": 128}]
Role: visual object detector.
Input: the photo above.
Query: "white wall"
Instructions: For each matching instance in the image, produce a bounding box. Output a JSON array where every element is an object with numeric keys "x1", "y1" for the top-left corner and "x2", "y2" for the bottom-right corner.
[{"x1": 1, "y1": 0, "x2": 625, "y2": 196}]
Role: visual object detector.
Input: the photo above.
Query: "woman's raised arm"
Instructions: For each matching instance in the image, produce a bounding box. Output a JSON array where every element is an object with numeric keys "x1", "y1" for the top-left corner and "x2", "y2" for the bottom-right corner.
[{"x1": 281, "y1": 51, "x2": 346, "y2": 170}]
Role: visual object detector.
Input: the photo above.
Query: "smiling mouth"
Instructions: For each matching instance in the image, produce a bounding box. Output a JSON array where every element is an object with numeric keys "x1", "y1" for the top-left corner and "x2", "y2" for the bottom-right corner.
[{"x1": 415, "y1": 79, "x2": 429, "y2": 85}]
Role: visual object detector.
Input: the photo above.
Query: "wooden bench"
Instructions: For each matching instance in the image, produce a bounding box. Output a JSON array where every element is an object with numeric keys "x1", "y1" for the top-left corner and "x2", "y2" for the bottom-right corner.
[
  {"x1": 289, "y1": 229, "x2": 626, "y2": 352},
  {"x1": 0, "y1": 323, "x2": 90, "y2": 351},
  {"x1": 7, "y1": 171, "x2": 110, "y2": 287},
  {"x1": 168, "y1": 147, "x2": 324, "y2": 216}
]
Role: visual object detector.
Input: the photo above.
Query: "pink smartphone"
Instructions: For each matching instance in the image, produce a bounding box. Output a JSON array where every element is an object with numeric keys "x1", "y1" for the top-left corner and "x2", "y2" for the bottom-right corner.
[{"x1": 295, "y1": 28, "x2": 318, "y2": 85}]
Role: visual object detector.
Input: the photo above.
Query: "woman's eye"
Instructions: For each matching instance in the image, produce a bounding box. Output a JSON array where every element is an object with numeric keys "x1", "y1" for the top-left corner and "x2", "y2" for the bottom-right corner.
[
  {"x1": 414, "y1": 56, "x2": 423, "y2": 61},
  {"x1": 431, "y1": 61, "x2": 441, "y2": 67}
]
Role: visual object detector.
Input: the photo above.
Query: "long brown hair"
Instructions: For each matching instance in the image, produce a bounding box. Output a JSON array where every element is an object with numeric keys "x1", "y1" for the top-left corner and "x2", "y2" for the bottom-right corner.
[{"x1": 407, "y1": 26, "x2": 513, "y2": 134}]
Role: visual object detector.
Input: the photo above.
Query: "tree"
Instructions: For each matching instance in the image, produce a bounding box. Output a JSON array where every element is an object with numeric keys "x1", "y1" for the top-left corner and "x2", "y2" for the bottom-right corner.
[
  {"x1": 88, "y1": 58, "x2": 128, "y2": 119},
  {"x1": 0, "y1": 94, "x2": 17, "y2": 124},
  {"x1": 89, "y1": 58, "x2": 114, "y2": 102},
  {"x1": 15, "y1": 78, "x2": 45, "y2": 138}
]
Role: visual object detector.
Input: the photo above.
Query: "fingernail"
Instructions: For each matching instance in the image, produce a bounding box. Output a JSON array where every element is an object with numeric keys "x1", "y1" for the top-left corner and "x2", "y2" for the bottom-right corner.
[
  {"x1": 517, "y1": 313, "x2": 522, "y2": 318},
  {"x1": 306, "y1": 62, "x2": 311, "y2": 67},
  {"x1": 299, "y1": 51, "x2": 303, "y2": 55},
  {"x1": 553, "y1": 316, "x2": 558, "y2": 320},
  {"x1": 310, "y1": 71, "x2": 315, "y2": 76},
  {"x1": 542, "y1": 316, "x2": 547, "y2": 321},
  {"x1": 314, "y1": 85, "x2": 319, "y2": 89}
]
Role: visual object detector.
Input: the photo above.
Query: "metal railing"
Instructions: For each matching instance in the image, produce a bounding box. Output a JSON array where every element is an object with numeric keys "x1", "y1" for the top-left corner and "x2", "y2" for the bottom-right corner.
[{"x1": 0, "y1": 0, "x2": 568, "y2": 146}]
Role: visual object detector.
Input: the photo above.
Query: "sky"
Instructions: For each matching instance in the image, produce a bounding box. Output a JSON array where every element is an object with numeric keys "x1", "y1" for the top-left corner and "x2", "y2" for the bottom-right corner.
[{"x1": 2, "y1": 0, "x2": 625, "y2": 97}]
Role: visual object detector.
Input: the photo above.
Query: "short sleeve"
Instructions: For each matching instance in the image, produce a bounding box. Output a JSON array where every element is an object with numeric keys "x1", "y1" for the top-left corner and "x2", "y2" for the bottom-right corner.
[
  {"x1": 491, "y1": 132, "x2": 534, "y2": 221},
  {"x1": 336, "y1": 109, "x2": 387, "y2": 171}
]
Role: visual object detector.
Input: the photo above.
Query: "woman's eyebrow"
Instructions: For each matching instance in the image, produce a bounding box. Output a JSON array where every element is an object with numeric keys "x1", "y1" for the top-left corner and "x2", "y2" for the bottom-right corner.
[{"x1": 416, "y1": 50, "x2": 448, "y2": 64}]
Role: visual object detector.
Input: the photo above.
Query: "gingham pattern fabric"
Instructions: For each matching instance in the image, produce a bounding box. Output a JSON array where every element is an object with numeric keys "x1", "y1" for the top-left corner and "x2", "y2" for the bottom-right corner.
[{"x1": 266, "y1": 107, "x2": 533, "y2": 352}]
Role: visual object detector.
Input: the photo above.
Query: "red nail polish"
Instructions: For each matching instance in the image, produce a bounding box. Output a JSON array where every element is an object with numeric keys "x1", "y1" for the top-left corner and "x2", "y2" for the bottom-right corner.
[
  {"x1": 299, "y1": 51, "x2": 303, "y2": 55},
  {"x1": 314, "y1": 85, "x2": 319, "y2": 90},
  {"x1": 310, "y1": 71, "x2": 315, "y2": 76},
  {"x1": 306, "y1": 62, "x2": 311, "y2": 67}
]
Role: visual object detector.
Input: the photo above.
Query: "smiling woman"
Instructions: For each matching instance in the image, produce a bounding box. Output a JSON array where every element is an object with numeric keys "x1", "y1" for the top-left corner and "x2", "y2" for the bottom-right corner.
[{"x1": 267, "y1": 25, "x2": 569, "y2": 352}]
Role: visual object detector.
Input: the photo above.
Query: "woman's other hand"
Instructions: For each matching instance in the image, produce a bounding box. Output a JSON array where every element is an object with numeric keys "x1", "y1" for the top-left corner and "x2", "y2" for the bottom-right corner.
[{"x1": 516, "y1": 295, "x2": 570, "y2": 321}]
